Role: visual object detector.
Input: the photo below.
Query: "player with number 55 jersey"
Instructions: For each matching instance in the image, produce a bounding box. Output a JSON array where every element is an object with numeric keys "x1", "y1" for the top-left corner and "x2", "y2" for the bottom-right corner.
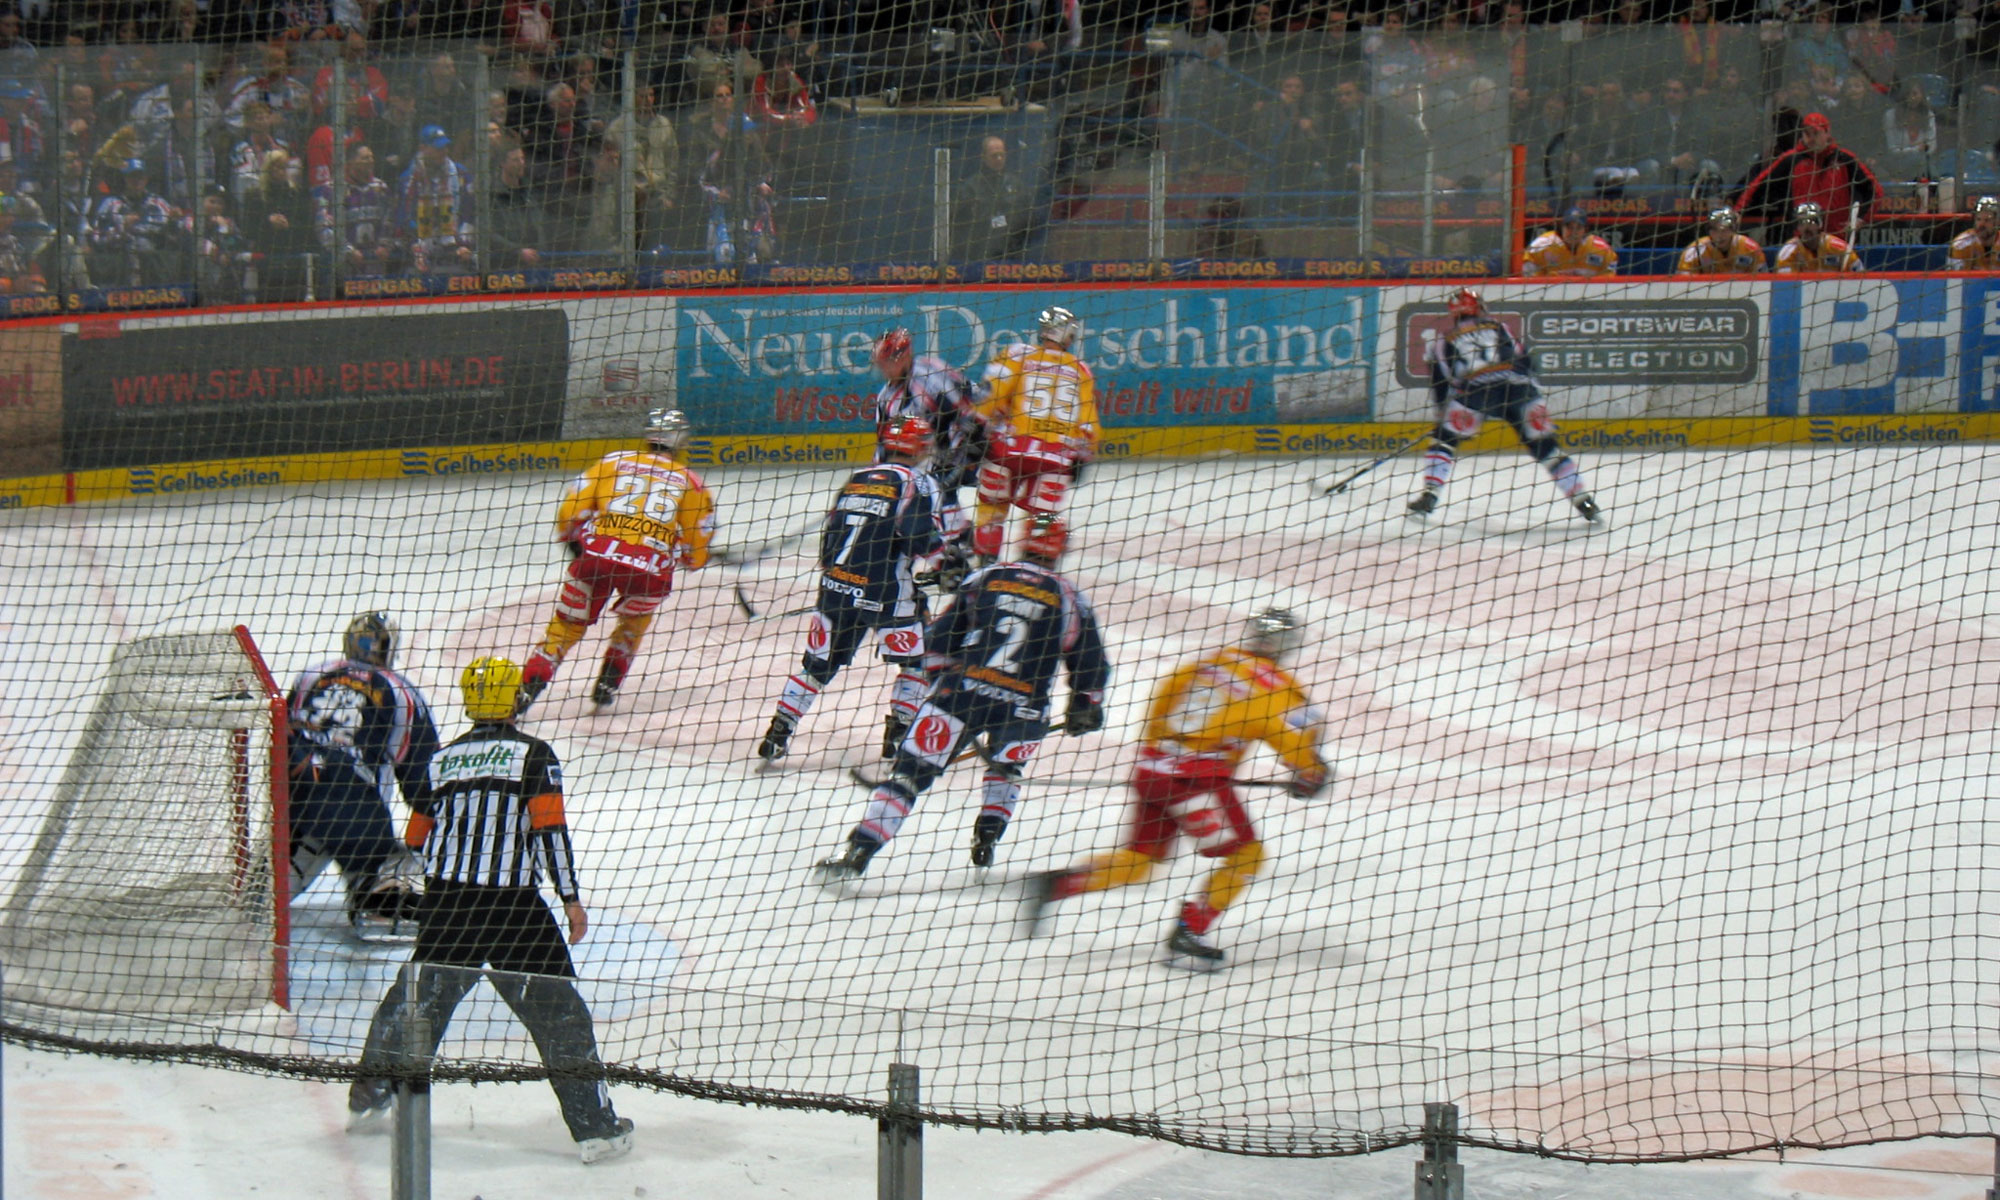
[
  {"x1": 517, "y1": 408, "x2": 716, "y2": 715},
  {"x1": 968, "y1": 306, "x2": 1100, "y2": 563}
]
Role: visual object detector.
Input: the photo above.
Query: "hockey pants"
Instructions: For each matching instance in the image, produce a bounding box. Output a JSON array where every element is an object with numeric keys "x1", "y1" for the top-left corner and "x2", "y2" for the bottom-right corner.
[{"x1": 354, "y1": 882, "x2": 618, "y2": 1140}]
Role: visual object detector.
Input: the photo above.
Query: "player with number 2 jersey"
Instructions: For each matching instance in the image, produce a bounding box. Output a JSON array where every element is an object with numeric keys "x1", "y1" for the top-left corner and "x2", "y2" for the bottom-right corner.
[
  {"x1": 517, "y1": 408, "x2": 716, "y2": 714},
  {"x1": 815, "y1": 514, "x2": 1110, "y2": 880}
]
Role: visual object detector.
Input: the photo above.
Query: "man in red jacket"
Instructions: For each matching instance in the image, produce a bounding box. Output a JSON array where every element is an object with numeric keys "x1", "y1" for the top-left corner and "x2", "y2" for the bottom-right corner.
[{"x1": 1738, "y1": 111, "x2": 1878, "y2": 239}]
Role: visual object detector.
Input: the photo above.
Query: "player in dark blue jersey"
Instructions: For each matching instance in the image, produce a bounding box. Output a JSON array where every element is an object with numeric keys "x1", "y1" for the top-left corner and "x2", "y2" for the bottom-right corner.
[
  {"x1": 286, "y1": 612, "x2": 441, "y2": 936},
  {"x1": 816, "y1": 514, "x2": 1111, "y2": 879},
  {"x1": 1407, "y1": 288, "x2": 1600, "y2": 524},
  {"x1": 757, "y1": 416, "x2": 949, "y2": 763}
]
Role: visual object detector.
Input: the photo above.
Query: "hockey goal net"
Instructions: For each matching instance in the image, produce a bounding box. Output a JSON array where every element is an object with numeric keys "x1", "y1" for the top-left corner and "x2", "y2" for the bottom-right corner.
[{"x1": 1, "y1": 627, "x2": 290, "y2": 1026}]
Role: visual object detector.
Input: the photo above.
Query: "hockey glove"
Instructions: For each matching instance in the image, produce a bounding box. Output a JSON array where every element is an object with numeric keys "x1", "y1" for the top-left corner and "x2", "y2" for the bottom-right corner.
[
  {"x1": 1063, "y1": 694, "x2": 1105, "y2": 736},
  {"x1": 1287, "y1": 765, "x2": 1332, "y2": 799},
  {"x1": 916, "y1": 546, "x2": 973, "y2": 592}
]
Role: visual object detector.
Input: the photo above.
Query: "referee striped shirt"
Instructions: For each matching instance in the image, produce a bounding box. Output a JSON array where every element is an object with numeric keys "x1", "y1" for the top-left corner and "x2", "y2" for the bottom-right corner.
[{"x1": 403, "y1": 722, "x2": 580, "y2": 902}]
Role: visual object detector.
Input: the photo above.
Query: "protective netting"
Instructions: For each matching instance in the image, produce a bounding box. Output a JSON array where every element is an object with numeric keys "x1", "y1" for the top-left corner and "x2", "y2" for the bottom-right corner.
[
  {"x1": 0, "y1": 0, "x2": 1998, "y2": 1170},
  {"x1": 3, "y1": 276, "x2": 2000, "y2": 1160}
]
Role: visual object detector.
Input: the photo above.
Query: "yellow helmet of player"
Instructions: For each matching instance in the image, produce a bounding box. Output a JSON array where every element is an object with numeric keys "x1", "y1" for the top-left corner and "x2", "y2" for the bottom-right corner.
[{"x1": 461, "y1": 656, "x2": 524, "y2": 721}]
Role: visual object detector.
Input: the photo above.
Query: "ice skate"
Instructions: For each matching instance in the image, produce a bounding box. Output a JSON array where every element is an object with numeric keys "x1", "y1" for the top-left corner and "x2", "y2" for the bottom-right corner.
[
  {"x1": 969, "y1": 813, "x2": 1005, "y2": 868},
  {"x1": 513, "y1": 674, "x2": 548, "y2": 717},
  {"x1": 757, "y1": 712, "x2": 797, "y2": 762},
  {"x1": 590, "y1": 660, "x2": 623, "y2": 709},
  {"x1": 881, "y1": 714, "x2": 909, "y2": 760},
  {"x1": 814, "y1": 836, "x2": 879, "y2": 882},
  {"x1": 1165, "y1": 922, "x2": 1227, "y2": 972},
  {"x1": 1572, "y1": 492, "x2": 1602, "y2": 523},
  {"x1": 577, "y1": 1116, "x2": 635, "y2": 1165},
  {"x1": 347, "y1": 877, "x2": 420, "y2": 942},
  {"x1": 346, "y1": 1078, "x2": 393, "y2": 1131},
  {"x1": 1406, "y1": 489, "x2": 1440, "y2": 520}
]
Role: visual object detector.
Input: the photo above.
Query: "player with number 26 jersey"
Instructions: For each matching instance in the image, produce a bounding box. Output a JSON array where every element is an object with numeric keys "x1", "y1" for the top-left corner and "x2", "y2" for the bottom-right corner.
[
  {"x1": 814, "y1": 515, "x2": 1109, "y2": 880},
  {"x1": 518, "y1": 408, "x2": 716, "y2": 714}
]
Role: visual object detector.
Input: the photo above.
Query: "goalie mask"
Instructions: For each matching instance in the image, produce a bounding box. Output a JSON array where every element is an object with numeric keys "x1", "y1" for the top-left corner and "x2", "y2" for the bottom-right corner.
[
  {"x1": 461, "y1": 656, "x2": 523, "y2": 722},
  {"x1": 645, "y1": 407, "x2": 692, "y2": 454},
  {"x1": 1446, "y1": 287, "x2": 1484, "y2": 319},
  {"x1": 1037, "y1": 305, "x2": 1080, "y2": 349},
  {"x1": 344, "y1": 611, "x2": 399, "y2": 667},
  {"x1": 1244, "y1": 608, "x2": 1304, "y2": 664}
]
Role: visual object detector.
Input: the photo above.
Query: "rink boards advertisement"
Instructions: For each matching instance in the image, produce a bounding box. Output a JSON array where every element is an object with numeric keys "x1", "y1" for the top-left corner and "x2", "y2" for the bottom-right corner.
[{"x1": 7, "y1": 277, "x2": 2000, "y2": 506}]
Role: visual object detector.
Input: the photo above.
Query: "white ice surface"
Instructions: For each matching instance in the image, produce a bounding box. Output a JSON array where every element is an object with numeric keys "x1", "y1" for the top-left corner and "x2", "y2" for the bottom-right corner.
[{"x1": 1, "y1": 448, "x2": 1997, "y2": 1197}]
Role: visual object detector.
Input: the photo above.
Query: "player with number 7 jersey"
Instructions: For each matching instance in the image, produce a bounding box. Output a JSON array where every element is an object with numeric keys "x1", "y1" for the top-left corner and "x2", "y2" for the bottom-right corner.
[
  {"x1": 757, "y1": 416, "x2": 947, "y2": 765},
  {"x1": 517, "y1": 408, "x2": 716, "y2": 714}
]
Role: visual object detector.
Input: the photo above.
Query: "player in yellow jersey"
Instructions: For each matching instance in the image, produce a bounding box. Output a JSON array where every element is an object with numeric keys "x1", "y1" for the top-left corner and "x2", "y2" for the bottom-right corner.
[
  {"x1": 1773, "y1": 202, "x2": 1862, "y2": 273},
  {"x1": 1021, "y1": 609, "x2": 1330, "y2": 971},
  {"x1": 1676, "y1": 206, "x2": 1766, "y2": 274},
  {"x1": 1947, "y1": 196, "x2": 2000, "y2": 270},
  {"x1": 1522, "y1": 206, "x2": 1617, "y2": 277},
  {"x1": 516, "y1": 408, "x2": 716, "y2": 714},
  {"x1": 968, "y1": 305, "x2": 1101, "y2": 563}
]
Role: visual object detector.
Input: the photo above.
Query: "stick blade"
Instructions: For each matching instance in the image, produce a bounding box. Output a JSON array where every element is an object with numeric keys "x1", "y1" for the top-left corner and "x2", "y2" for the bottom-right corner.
[{"x1": 733, "y1": 582, "x2": 759, "y2": 620}]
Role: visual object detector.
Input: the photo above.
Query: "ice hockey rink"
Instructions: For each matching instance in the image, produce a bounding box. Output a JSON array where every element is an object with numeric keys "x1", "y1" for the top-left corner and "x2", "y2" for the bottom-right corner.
[{"x1": 2, "y1": 445, "x2": 1998, "y2": 1199}]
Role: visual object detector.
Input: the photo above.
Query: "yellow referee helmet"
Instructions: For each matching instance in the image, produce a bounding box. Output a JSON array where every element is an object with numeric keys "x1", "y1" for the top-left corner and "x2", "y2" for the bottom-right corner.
[{"x1": 462, "y1": 656, "x2": 524, "y2": 721}]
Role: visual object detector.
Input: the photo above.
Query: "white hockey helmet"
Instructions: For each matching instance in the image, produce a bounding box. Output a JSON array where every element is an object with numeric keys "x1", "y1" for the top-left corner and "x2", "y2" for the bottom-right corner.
[
  {"x1": 645, "y1": 407, "x2": 692, "y2": 454},
  {"x1": 1243, "y1": 607, "x2": 1304, "y2": 663},
  {"x1": 1037, "y1": 305, "x2": 1081, "y2": 349},
  {"x1": 344, "y1": 611, "x2": 399, "y2": 667}
]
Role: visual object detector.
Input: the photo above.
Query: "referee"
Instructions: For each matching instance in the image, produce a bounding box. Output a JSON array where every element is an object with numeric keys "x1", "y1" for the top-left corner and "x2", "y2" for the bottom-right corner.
[{"x1": 348, "y1": 657, "x2": 634, "y2": 1165}]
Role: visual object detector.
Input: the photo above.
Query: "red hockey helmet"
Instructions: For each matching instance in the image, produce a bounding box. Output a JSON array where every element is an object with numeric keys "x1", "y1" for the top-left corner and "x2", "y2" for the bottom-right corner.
[
  {"x1": 881, "y1": 414, "x2": 932, "y2": 459},
  {"x1": 873, "y1": 327, "x2": 914, "y2": 375},
  {"x1": 1020, "y1": 514, "x2": 1068, "y2": 563},
  {"x1": 1446, "y1": 288, "x2": 1484, "y2": 319}
]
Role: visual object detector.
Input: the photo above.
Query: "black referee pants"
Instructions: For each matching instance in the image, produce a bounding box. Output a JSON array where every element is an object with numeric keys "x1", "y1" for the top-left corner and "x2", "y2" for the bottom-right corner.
[{"x1": 355, "y1": 880, "x2": 621, "y2": 1141}]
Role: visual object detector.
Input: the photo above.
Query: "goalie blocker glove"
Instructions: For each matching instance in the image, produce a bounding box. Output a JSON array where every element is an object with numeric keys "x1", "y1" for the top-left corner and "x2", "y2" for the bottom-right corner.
[{"x1": 1063, "y1": 693, "x2": 1104, "y2": 735}]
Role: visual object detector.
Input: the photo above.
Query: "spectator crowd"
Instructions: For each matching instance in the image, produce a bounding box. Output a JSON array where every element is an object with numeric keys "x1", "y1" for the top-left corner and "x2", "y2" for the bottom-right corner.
[{"x1": 0, "y1": 0, "x2": 1997, "y2": 299}]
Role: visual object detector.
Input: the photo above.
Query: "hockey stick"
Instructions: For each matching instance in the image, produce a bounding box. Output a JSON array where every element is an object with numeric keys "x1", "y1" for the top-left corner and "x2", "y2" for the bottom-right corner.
[
  {"x1": 727, "y1": 522, "x2": 822, "y2": 619},
  {"x1": 1030, "y1": 775, "x2": 1293, "y2": 790},
  {"x1": 848, "y1": 746, "x2": 984, "y2": 789},
  {"x1": 1317, "y1": 434, "x2": 1431, "y2": 497},
  {"x1": 743, "y1": 598, "x2": 816, "y2": 624}
]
